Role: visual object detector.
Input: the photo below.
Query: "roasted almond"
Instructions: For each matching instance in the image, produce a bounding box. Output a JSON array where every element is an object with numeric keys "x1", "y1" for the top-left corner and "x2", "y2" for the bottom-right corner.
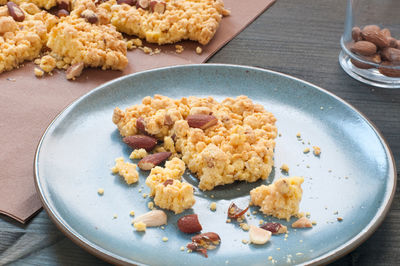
[
  {"x1": 187, "y1": 114, "x2": 218, "y2": 130},
  {"x1": 192, "y1": 232, "x2": 221, "y2": 246},
  {"x1": 57, "y1": 0, "x2": 70, "y2": 11},
  {"x1": 133, "y1": 210, "x2": 167, "y2": 227},
  {"x1": 361, "y1": 29, "x2": 390, "y2": 49},
  {"x1": 123, "y1": 135, "x2": 157, "y2": 151},
  {"x1": 7, "y1": 2, "x2": 25, "y2": 22},
  {"x1": 378, "y1": 62, "x2": 400, "y2": 77},
  {"x1": 57, "y1": 9, "x2": 69, "y2": 17},
  {"x1": 150, "y1": 1, "x2": 166, "y2": 14},
  {"x1": 136, "y1": 0, "x2": 150, "y2": 9},
  {"x1": 260, "y1": 222, "x2": 288, "y2": 235},
  {"x1": 138, "y1": 152, "x2": 171, "y2": 170},
  {"x1": 350, "y1": 41, "x2": 377, "y2": 56},
  {"x1": 81, "y1": 9, "x2": 98, "y2": 24},
  {"x1": 351, "y1": 27, "x2": 362, "y2": 42},
  {"x1": 362, "y1": 24, "x2": 380, "y2": 32},
  {"x1": 66, "y1": 62, "x2": 84, "y2": 80},
  {"x1": 177, "y1": 214, "x2": 203, "y2": 233},
  {"x1": 292, "y1": 217, "x2": 313, "y2": 228},
  {"x1": 381, "y1": 47, "x2": 400, "y2": 62},
  {"x1": 136, "y1": 117, "x2": 147, "y2": 133}
]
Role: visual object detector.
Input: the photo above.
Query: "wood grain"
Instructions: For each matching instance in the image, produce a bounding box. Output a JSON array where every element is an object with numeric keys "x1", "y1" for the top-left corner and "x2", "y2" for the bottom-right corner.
[{"x1": 1, "y1": 0, "x2": 399, "y2": 265}]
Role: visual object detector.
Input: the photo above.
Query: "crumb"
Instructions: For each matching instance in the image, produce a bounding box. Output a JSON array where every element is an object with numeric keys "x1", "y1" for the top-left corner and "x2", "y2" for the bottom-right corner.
[
  {"x1": 259, "y1": 219, "x2": 264, "y2": 225},
  {"x1": 175, "y1": 45, "x2": 184, "y2": 53},
  {"x1": 34, "y1": 67, "x2": 44, "y2": 77},
  {"x1": 239, "y1": 223, "x2": 250, "y2": 231},
  {"x1": 313, "y1": 146, "x2": 321, "y2": 156},
  {"x1": 333, "y1": 211, "x2": 338, "y2": 215},
  {"x1": 161, "y1": 226, "x2": 165, "y2": 230},
  {"x1": 296, "y1": 252, "x2": 303, "y2": 256},
  {"x1": 210, "y1": 202, "x2": 217, "y2": 211},
  {"x1": 113, "y1": 214, "x2": 118, "y2": 219},
  {"x1": 129, "y1": 210, "x2": 135, "y2": 216},
  {"x1": 196, "y1": 46, "x2": 202, "y2": 54},
  {"x1": 210, "y1": 194, "x2": 214, "y2": 198},
  {"x1": 134, "y1": 222, "x2": 146, "y2": 231},
  {"x1": 242, "y1": 239, "x2": 249, "y2": 244},
  {"x1": 268, "y1": 256, "x2": 273, "y2": 260},
  {"x1": 180, "y1": 246, "x2": 185, "y2": 251},
  {"x1": 162, "y1": 237, "x2": 168, "y2": 242},
  {"x1": 140, "y1": 46, "x2": 152, "y2": 54},
  {"x1": 337, "y1": 217, "x2": 343, "y2": 221},
  {"x1": 278, "y1": 133, "x2": 282, "y2": 137},
  {"x1": 226, "y1": 219, "x2": 231, "y2": 223},
  {"x1": 306, "y1": 165, "x2": 310, "y2": 168},
  {"x1": 148, "y1": 202, "x2": 154, "y2": 210},
  {"x1": 130, "y1": 148, "x2": 148, "y2": 159},
  {"x1": 7, "y1": 78, "x2": 16, "y2": 82},
  {"x1": 296, "y1": 132, "x2": 301, "y2": 138},
  {"x1": 138, "y1": 189, "x2": 142, "y2": 193},
  {"x1": 312, "y1": 220, "x2": 317, "y2": 225},
  {"x1": 143, "y1": 193, "x2": 148, "y2": 198},
  {"x1": 280, "y1": 163, "x2": 289, "y2": 172},
  {"x1": 252, "y1": 211, "x2": 257, "y2": 215},
  {"x1": 299, "y1": 239, "x2": 303, "y2": 243},
  {"x1": 132, "y1": 38, "x2": 143, "y2": 47},
  {"x1": 97, "y1": 188, "x2": 104, "y2": 195},
  {"x1": 320, "y1": 106, "x2": 324, "y2": 110},
  {"x1": 303, "y1": 148, "x2": 310, "y2": 153},
  {"x1": 277, "y1": 248, "x2": 280, "y2": 250}
]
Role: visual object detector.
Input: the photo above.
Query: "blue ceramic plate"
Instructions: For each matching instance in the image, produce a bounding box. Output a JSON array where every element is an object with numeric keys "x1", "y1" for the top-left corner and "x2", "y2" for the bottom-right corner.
[{"x1": 35, "y1": 64, "x2": 396, "y2": 265}]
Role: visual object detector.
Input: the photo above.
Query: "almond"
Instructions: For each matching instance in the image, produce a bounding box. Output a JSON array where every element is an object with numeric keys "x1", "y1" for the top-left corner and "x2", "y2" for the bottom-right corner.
[
  {"x1": 249, "y1": 225, "x2": 271, "y2": 245},
  {"x1": 378, "y1": 62, "x2": 400, "y2": 77},
  {"x1": 177, "y1": 214, "x2": 203, "y2": 233},
  {"x1": 57, "y1": 9, "x2": 69, "y2": 17},
  {"x1": 361, "y1": 29, "x2": 390, "y2": 49},
  {"x1": 351, "y1": 27, "x2": 362, "y2": 42},
  {"x1": 260, "y1": 222, "x2": 288, "y2": 235},
  {"x1": 57, "y1": 0, "x2": 70, "y2": 11},
  {"x1": 292, "y1": 217, "x2": 313, "y2": 228},
  {"x1": 351, "y1": 53, "x2": 381, "y2": 69},
  {"x1": 132, "y1": 210, "x2": 167, "y2": 227},
  {"x1": 380, "y1": 47, "x2": 400, "y2": 62},
  {"x1": 81, "y1": 9, "x2": 98, "y2": 24},
  {"x1": 138, "y1": 152, "x2": 171, "y2": 170},
  {"x1": 123, "y1": 135, "x2": 157, "y2": 151},
  {"x1": 350, "y1": 41, "x2": 377, "y2": 56},
  {"x1": 150, "y1": 1, "x2": 166, "y2": 14},
  {"x1": 66, "y1": 62, "x2": 84, "y2": 80},
  {"x1": 351, "y1": 58, "x2": 373, "y2": 69},
  {"x1": 136, "y1": 117, "x2": 147, "y2": 133},
  {"x1": 136, "y1": 0, "x2": 150, "y2": 9},
  {"x1": 187, "y1": 114, "x2": 218, "y2": 130},
  {"x1": 117, "y1": 0, "x2": 136, "y2": 6},
  {"x1": 192, "y1": 232, "x2": 221, "y2": 246},
  {"x1": 7, "y1": 2, "x2": 25, "y2": 22}
]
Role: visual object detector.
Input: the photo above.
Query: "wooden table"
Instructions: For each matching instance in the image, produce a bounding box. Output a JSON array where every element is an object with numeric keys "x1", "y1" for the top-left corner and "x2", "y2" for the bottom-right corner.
[{"x1": 1, "y1": 0, "x2": 399, "y2": 265}]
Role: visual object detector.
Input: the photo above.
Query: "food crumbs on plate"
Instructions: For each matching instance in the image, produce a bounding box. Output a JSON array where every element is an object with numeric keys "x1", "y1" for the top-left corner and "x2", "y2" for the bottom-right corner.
[
  {"x1": 277, "y1": 248, "x2": 281, "y2": 250},
  {"x1": 306, "y1": 212, "x2": 311, "y2": 217},
  {"x1": 337, "y1": 217, "x2": 343, "y2": 222},
  {"x1": 34, "y1": 67, "x2": 44, "y2": 77},
  {"x1": 259, "y1": 219, "x2": 264, "y2": 225},
  {"x1": 210, "y1": 202, "x2": 217, "y2": 211},
  {"x1": 242, "y1": 239, "x2": 249, "y2": 244},
  {"x1": 134, "y1": 222, "x2": 146, "y2": 231},
  {"x1": 313, "y1": 146, "x2": 321, "y2": 156},
  {"x1": 299, "y1": 239, "x2": 303, "y2": 243},
  {"x1": 210, "y1": 194, "x2": 215, "y2": 198},
  {"x1": 161, "y1": 226, "x2": 165, "y2": 230},
  {"x1": 320, "y1": 106, "x2": 324, "y2": 110},
  {"x1": 280, "y1": 163, "x2": 289, "y2": 173},
  {"x1": 312, "y1": 220, "x2": 317, "y2": 225},
  {"x1": 180, "y1": 246, "x2": 185, "y2": 251},
  {"x1": 162, "y1": 237, "x2": 168, "y2": 242},
  {"x1": 268, "y1": 256, "x2": 273, "y2": 260},
  {"x1": 296, "y1": 252, "x2": 303, "y2": 256},
  {"x1": 142, "y1": 193, "x2": 148, "y2": 198},
  {"x1": 148, "y1": 202, "x2": 154, "y2": 210},
  {"x1": 196, "y1": 46, "x2": 202, "y2": 54},
  {"x1": 129, "y1": 210, "x2": 135, "y2": 216},
  {"x1": 226, "y1": 219, "x2": 231, "y2": 223},
  {"x1": 252, "y1": 211, "x2": 257, "y2": 215},
  {"x1": 296, "y1": 132, "x2": 301, "y2": 138},
  {"x1": 113, "y1": 214, "x2": 118, "y2": 219},
  {"x1": 97, "y1": 188, "x2": 104, "y2": 195},
  {"x1": 303, "y1": 148, "x2": 310, "y2": 153},
  {"x1": 175, "y1": 45, "x2": 184, "y2": 53},
  {"x1": 240, "y1": 223, "x2": 250, "y2": 231},
  {"x1": 278, "y1": 133, "x2": 282, "y2": 137},
  {"x1": 138, "y1": 189, "x2": 142, "y2": 193}
]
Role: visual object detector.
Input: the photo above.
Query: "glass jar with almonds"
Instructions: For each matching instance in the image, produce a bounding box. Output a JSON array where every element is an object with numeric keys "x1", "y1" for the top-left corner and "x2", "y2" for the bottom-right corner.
[{"x1": 339, "y1": 0, "x2": 400, "y2": 88}]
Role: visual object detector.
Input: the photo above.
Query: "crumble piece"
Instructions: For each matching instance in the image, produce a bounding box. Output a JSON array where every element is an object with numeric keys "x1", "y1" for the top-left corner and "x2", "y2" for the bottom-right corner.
[
  {"x1": 99, "y1": 0, "x2": 229, "y2": 45},
  {"x1": 129, "y1": 148, "x2": 148, "y2": 159},
  {"x1": 34, "y1": 67, "x2": 44, "y2": 77},
  {"x1": 196, "y1": 46, "x2": 202, "y2": 54},
  {"x1": 175, "y1": 44, "x2": 183, "y2": 54},
  {"x1": 113, "y1": 95, "x2": 277, "y2": 191},
  {"x1": 280, "y1": 163, "x2": 289, "y2": 172},
  {"x1": 250, "y1": 177, "x2": 304, "y2": 221},
  {"x1": 313, "y1": 146, "x2": 321, "y2": 156},
  {"x1": 111, "y1": 157, "x2": 139, "y2": 184},
  {"x1": 129, "y1": 210, "x2": 135, "y2": 216},
  {"x1": 39, "y1": 55, "x2": 56, "y2": 72},
  {"x1": 303, "y1": 148, "x2": 310, "y2": 153},
  {"x1": 47, "y1": 16, "x2": 128, "y2": 71},
  {"x1": 145, "y1": 158, "x2": 195, "y2": 214},
  {"x1": 210, "y1": 202, "x2": 217, "y2": 211},
  {"x1": 162, "y1": 236, "x2": 168, "y2": 242},
  {"x1": 134, "y1": 222, "x2": 147, "y2": 231},
  {"x1": 97, "y1": 188, "x2": 104, "y2": 195}
]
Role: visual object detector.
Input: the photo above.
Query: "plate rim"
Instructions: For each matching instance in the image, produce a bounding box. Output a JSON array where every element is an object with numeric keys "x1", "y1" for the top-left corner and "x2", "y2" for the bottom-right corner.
[{"x1": 34, "y1": 63, "x2": 397, "y2": 266}]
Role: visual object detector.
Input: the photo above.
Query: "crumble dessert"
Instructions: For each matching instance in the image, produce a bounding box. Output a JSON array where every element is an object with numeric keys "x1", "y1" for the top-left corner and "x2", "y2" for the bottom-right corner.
[
  {"x1": 98, "y1": 0, "x2": 230, "y2": 45},
  {"x1": 113, "y1": 95, "x2": 277, "y2": 191},
  {"x1": 250, "y1": 176, "x2": 304, "y2": 221},
  {"x1": 111, "y1": 157, "x2": 139, "y2": 184}
]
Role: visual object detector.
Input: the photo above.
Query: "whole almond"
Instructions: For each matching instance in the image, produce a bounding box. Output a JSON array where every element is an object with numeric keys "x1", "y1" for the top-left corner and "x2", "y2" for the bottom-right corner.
[
  {"x1": 7, "y1": 2, "x2": 25, "y2": 22},
  {"x1": 187, "y1": 114, "x2": 218, "y2": 130},
  {"x1": 363, "y1": 24, "x2": 380, "y2": 32},
  {"x1": 378, "y1": 62, "x2": 400, "y2": 77},
  {"x1": 150, "y1": 1, "x2": 166, "y2": 14},
  {"x1": 381, "y1": 47, "x2": 400, "y2": 62},
  {"x1": 136, "y1": 117, "x2": 147, "y2": 133},
  {"x1": 136, "y1": 0, "x2": 150, "y2": 9},
  {"x1": 57, "y1": 9, "x2": 69, "y2": 17},
  {"x1": 381, "y1": 28, "x2": 391, "y2": 38},
  {"x1": 138, "y1": 152, "x2": 171, "y2": 170},
  {"x1": 177, "y1": 214, "x2": 203, "y2": 233},
  {"x1": 117, "y1": 0, "x2": 136, "y2": 5},
  {"x1": 133, "y1": 210, "x2": 167, "y2": 227},
  {"x1": 66, "y1": 62, "x2": 84, "y2": 80},
  {"x1": 350, "y1": 41, "x2": 377, "y2": 56},
  {"x1": 123, "y1": 135, "x2": 157, "y2": 151},
  {"x1": 81, "y1": 9, "x2": 98, "y2": 24},
  {"x1": 351, "y1": 27, "x2": 362, "y2": 42},
  {"x1": 361, "y1": 29, "x2": 390, "y2": 49}
]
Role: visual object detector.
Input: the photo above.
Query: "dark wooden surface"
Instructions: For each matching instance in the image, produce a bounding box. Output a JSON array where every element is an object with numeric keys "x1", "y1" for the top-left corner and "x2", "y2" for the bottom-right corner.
[{"x1": 1, "y1": 0, "x2": 399, "y2": 265}]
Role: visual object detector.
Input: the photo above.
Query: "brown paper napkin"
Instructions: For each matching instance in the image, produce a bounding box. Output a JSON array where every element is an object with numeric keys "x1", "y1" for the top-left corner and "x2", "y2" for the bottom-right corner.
[{"x1": 0, "y1": 0, "x2": 276, "y2": 223}]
